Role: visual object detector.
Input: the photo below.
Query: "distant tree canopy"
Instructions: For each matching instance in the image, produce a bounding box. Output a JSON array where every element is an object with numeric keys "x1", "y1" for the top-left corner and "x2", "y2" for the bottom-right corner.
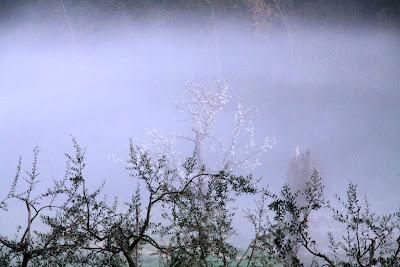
[{"x1": 1, "y1": 0, "x2": 399, "y2": 28}]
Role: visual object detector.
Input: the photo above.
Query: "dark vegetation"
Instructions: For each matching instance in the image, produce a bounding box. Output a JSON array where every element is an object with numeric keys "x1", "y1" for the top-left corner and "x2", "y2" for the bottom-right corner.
[
  {"x1": 0, "y1": 138, "x2": 399, "y2": 266},
  {"x1": 1, "y1": 0, "x2": 399, "y2": 31}
]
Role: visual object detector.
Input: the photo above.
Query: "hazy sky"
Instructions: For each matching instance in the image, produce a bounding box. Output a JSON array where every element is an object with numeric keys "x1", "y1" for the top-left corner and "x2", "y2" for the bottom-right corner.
[{"x1": 1, "y1": 17, "x2": 399, "y2": 244}]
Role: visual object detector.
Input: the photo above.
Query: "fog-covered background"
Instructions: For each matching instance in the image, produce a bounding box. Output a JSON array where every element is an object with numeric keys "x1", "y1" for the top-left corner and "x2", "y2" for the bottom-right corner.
[{"x1": 1, "y1": 1, "x2": 399, "y2": 246}]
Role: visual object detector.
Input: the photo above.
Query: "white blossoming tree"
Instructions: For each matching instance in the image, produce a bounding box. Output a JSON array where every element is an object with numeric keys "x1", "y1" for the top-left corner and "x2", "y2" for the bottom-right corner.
[{"x1": 153, "y1": 81, "x2": 276, "y2": 172}]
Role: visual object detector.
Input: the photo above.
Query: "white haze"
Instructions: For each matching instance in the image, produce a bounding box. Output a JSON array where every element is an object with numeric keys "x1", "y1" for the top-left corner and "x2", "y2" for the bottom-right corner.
[{"x1": 1, "y1": 17, "x2": 399, "y2": 245}]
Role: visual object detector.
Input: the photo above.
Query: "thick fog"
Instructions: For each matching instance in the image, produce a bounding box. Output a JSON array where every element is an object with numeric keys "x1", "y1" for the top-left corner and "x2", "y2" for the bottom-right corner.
[{"x1": 1, "y1": 13, "x2": 399, "y2": 247}]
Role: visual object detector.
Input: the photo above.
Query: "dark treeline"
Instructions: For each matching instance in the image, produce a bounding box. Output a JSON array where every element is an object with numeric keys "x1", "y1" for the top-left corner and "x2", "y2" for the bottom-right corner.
[{"x1": 1, "y1": 0, "x2": 399, "y2": 27}]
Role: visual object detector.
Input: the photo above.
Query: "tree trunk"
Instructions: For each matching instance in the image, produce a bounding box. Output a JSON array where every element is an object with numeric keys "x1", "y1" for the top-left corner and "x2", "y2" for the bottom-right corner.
[
  {"x1": 21, "y1": 254, "x2": 30, "y2": 267},
  {"x1": 123, "y1": 250, "x2": 136, "y2": 267},
  {"x1": 135, "y1": 205, "x2": 140, "y2": 267}
]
